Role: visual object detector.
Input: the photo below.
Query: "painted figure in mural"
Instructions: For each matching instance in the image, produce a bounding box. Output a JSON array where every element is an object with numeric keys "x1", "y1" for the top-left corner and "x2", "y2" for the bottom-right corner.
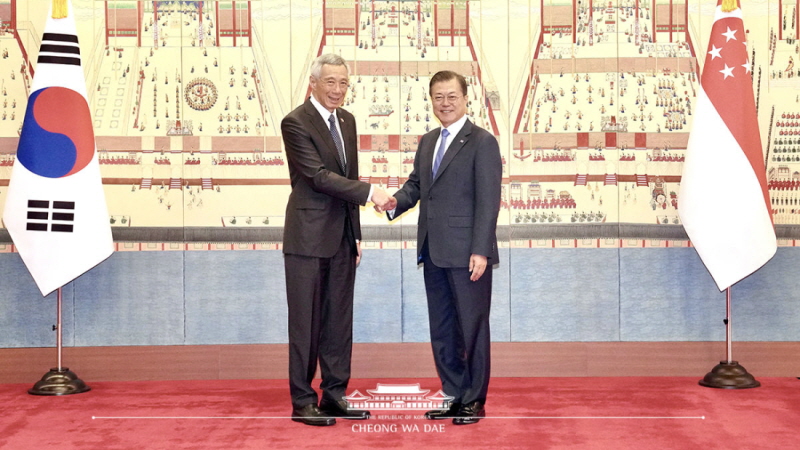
[
  {"x1": 280, "y1": 54, "x2": 392, "y2": 427},
  {"x1": 379, "y1": 70, "x2": 502, "y2": 425}
]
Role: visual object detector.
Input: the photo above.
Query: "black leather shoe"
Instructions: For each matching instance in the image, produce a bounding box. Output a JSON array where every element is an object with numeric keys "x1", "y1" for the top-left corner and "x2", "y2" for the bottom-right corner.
[
  {"x1": 319, "y1": 399, "x2": 370, "y2": 420},
  {"x1": 291, "y1": 404, "x2": 336, "y2": 426},
  {"x1": 424, "y1": 402, "x2": 462, "y2": 420},
  {"x1": 452, "y1": 401, "x2": 485, "y2": 425}
]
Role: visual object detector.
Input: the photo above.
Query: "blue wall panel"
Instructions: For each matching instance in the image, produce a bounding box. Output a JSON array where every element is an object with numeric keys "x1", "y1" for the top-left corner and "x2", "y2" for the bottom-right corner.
[
  {"x1": 72, "y1": 252, "x2": 185, "y2": 346},
  {"x1": 353, "y1": 249, "x2": 403, "y2": 343},
  {"x1": 0, "y1": 254, "x2": 75, "y2": 348},
  {"x1": 184, "y1": 251, "x2": 287, "y2": 344},
  {"x1": 490, "y1": 248, "x2": 512, "y2": 342},
  {"x1": 2, "y1": 247, "x2": 800, "y2": 348},
  {"x1": 509, "y1": 248, "x2": 621, "y2": 341},
  {"x1": 619, "y1": 248, "x2": 725, "y2": 341},
  {"x1": 400, "y1": 248, "x2": 429, "y2": 343},
  {"x1": 727, "y1": 249, "x2": 800, "y2": 341}
]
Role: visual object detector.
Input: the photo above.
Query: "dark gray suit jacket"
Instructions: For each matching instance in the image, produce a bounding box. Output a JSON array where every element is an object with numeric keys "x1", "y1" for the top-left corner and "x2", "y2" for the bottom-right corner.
[
  {"x1": 281, "y1": 99, "x2": 370, "y2": 258},
  {"x1": 392, "y1": 119, "x2": 502, "y2": 267}
]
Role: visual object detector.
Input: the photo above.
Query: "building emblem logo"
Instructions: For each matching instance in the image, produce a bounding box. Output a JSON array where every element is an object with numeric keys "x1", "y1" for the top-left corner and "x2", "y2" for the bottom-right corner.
[{"x1": 344, "y1": 384, "x2": 454, "y2": 411}]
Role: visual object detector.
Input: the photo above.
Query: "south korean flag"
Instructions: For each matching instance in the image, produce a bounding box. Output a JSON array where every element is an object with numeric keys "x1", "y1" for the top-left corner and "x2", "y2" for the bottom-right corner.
[{"x1": 2, "y1": 0, "x2": 113, "y2": 296}]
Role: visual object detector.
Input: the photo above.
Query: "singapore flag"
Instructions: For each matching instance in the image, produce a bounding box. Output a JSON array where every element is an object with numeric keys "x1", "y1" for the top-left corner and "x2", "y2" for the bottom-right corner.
[
  {"x1": 2, "y1": 0, "x2": 113, "y2": 296},
  {"x1": 679, "y1": 0, "x2": 776, "y2": 290}
]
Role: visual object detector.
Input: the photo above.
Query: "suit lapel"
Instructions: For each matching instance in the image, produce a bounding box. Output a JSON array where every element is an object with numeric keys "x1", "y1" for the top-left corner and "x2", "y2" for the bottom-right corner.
[
  {"x1": 433, "y1": 119, "x2": 472, "y2": 183},
  {"x1": 419, "y1": 129, "x2": 438, "y2": 187},
  {"x1": 303, "y1": 99, "x2": 346, "y2": 174}
]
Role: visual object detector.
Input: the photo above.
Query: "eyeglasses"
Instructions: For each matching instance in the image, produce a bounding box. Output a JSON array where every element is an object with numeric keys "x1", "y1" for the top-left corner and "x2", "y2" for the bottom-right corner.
[
  {"x1": 432, "y1": 94, "x2": 464, "y2": 104},
  {"x1": 323, "y1": 79, "x2": 350, "y2": 90}
]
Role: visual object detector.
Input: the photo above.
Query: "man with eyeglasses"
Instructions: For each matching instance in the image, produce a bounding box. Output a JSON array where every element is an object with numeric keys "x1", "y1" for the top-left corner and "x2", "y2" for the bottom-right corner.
[
  {"x1": 281, "y1": 53, "x2": 392, "y2": 426},
  {"x1": 379, "y1": 70, "x2": 502, "y2": 425}
]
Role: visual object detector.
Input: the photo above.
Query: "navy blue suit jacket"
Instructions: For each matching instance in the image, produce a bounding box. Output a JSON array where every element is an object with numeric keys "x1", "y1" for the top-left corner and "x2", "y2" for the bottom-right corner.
[{"x1": 392, "y1": 119, "x2": 502, "y2": 267}]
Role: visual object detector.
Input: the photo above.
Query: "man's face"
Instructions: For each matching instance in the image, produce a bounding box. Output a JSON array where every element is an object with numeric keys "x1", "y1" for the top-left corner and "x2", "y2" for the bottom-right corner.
[
  {"x1": 310, "y1": 64, "x2": 349, "y2": 112},
  {"x1": 430, "y1": 78, "x2": 467, "y2": 128}
]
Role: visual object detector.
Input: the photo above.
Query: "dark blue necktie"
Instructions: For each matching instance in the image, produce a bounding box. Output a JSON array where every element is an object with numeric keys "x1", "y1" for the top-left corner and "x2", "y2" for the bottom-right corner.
[
  {"x1": 328, "y1": 114, "x2": 346, "y2": 169},
  {"x1": 432, "y1": 128, "x2": 450, "y2": 178}
]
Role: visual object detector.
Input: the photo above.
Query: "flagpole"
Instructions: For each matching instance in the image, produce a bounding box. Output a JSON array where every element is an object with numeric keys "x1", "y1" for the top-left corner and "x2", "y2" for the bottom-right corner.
[
  {"x1": 28, "y1": 286, "x2": 91, "y2": 396},
  {"x1": 698, "y1": 286, "x2": 760, "y2": 389},
  {"x1": 725, "y1": 287, "x2": 732, "y2": 363},
  {"x1": 57, "y1": 286, "x2": 62, "y2": 370}
]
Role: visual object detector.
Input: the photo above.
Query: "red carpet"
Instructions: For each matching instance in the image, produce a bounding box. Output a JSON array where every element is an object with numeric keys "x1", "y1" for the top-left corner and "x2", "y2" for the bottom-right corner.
[{"x1": 1, "y1": 377, "x2": 798, "y2": 449}]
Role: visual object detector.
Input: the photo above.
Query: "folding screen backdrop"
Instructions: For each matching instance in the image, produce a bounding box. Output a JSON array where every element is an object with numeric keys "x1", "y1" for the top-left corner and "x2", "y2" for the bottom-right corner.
[{"x1": 1, "y1": 0, "x2": 798, "y2": 349}]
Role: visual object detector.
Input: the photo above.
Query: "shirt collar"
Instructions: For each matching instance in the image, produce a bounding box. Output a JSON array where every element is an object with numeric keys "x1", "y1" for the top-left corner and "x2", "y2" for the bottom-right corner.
[
  {"x1": 441, "y1": 114, "x2": 468, "y2": 138},
  {"x1": 309, "y1": 95, "x2": 337, "y2": 122}
]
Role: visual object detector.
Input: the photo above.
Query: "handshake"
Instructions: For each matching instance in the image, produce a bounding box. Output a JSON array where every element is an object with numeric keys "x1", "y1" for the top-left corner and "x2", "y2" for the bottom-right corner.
[{"x1": 371, "y1": 188, "x2": 397, "y2": 213}]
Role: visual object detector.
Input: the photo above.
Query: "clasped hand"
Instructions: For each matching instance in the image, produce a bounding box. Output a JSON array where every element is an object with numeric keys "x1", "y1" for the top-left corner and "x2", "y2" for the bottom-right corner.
[{"x1": 371, "y1": 188, "x2": 397, "y2": 213}]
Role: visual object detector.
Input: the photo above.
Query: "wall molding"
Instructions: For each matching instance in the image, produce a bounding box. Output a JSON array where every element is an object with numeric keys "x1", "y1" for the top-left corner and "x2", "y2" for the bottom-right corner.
[{"x1": 1, "y1": 342, "x2": 798, "y2": 384}]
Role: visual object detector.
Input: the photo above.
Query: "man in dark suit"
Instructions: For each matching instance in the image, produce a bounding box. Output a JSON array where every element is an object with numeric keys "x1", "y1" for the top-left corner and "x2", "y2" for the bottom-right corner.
[
  {"x1": 380, "y1": 70, "x2": 502, "y2": 425},
  {"x1": 281, "y1": 54, "x2": 390, "y2": 426}
]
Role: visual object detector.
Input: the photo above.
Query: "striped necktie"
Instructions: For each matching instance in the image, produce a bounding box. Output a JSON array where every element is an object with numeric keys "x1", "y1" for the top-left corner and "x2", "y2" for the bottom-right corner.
[
  {"x1": 328, "y1": 114, "x2": 346, "y2": 170},
  {"x1": 432, "y1": 128, "x2": 450, "y2": 178}
]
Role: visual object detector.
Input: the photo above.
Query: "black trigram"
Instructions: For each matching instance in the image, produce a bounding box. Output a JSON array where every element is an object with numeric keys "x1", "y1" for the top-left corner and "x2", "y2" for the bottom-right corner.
[
  {"x1": 37, "y1": 33, "x2": 81, "y2": 66},
  {"x1": 26, "y1": 200, "x2": 75, "y2": 233}
]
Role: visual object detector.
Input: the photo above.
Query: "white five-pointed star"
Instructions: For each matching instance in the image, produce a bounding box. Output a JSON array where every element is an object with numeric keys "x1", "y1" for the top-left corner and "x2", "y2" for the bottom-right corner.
[
  {"x1": 742, "y1": 60, "x2": 751, "y2": 74},
  {"x1": 720, "y1": 64, "x2": 735, "y2": 79},
  {"x1": 722, "y1": 27, "x2": 738, "y2": 42},
  {"x1": 708, "y1": 45, "x2": 722, "y2": 60}
]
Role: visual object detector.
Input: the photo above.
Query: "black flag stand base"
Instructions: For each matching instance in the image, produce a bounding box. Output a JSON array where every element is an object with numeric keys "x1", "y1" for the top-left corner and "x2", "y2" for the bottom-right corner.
[
  {"x1": 699, "y1": 361, "x2": 761, "y2": 389},
  {"x1": 28, "y1": 287, "x2": 91, "y2": 396},
  {"x1": 29, "y1": 368, "x2": 90, "y2": 396},
  {"x1": 698, "y1": 287, "x2": 760, "y2": 390}
]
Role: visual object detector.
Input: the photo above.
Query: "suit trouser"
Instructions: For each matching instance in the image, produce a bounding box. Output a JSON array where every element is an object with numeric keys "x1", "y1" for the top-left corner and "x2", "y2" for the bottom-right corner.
[
  {"x1": 284, "y1": 233, "x2": 356, "y2": 408},
  {"x1": 421, "y1": 243, "x2": 492, "y2": 405}
]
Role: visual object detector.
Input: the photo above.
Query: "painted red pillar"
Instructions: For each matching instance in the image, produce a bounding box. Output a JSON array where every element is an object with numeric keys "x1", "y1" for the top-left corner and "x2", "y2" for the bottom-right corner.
[
  {"x1": 355, "y1": 0, "x2": 360, "y2": 45},
  {"x1": 105, "y1": 1, "x2": 109, "y2": 46},
  {"x1": 137, "y1": 1, "x2": 142, "y2": 47},
  {"x1": 248, "y1": 1, "x2": 252, "y2": 46},
  {"x1": 572, "y1": 0, "x2": 576, "y2": 44},
  {"x1": 434, "y1": 1, "x2": 438, "y2": 47},
  {"x1": 232, "y1": 1, "x2": 237, "y2": 47},
  {"x1": 651, "y1": 0, "x2": 656, "y2": 43},
  {"x1": 215, "y1": 1, "x2": 220, "y2": 47}
]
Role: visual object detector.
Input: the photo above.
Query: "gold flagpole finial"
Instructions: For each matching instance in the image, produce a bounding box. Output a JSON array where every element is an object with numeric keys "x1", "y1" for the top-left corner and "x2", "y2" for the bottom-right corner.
[
  {"x1": 721, "y1": 0, "x2": 738, "y2": 13},
  {"x1": 52, "y1": 0, "x2": 68, "y2": 19}
]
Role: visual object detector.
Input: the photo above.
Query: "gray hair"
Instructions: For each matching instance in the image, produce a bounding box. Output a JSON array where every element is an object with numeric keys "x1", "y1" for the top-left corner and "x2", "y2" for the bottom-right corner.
[{"x1": 310, "y1": 54, "x2": 349, "y2": 79}]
